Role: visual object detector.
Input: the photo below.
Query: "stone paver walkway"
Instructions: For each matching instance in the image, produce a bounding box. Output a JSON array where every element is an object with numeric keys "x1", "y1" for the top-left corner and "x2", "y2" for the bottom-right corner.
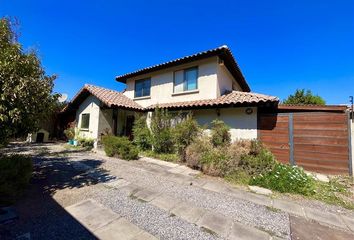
[
  {"x1": 132, "y1": 154, "x2": 354, "y2": 234},
  {"x1": 73, "y1": 154, "x2": 354, "y2": 240},
  {"x1": 66, "y1": 199, "x2": 157, "y2": 240}
]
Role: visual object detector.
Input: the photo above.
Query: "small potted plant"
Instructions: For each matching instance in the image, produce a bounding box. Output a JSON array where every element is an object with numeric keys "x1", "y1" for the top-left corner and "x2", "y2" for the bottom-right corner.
[{"x1": 64, "y1": 128, "x2": 75, "y2": 145}]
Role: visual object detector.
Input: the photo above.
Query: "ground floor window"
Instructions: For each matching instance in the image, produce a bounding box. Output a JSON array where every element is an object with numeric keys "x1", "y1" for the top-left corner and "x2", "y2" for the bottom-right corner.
[{"x1": 81, "y1": 113, "x2": 90, "y2": 129}]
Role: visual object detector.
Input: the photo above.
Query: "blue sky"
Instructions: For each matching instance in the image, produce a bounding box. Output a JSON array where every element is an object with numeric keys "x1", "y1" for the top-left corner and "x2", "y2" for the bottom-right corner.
[{"x1": 1, "y1": 0, "x2": 353, "y2": 104}]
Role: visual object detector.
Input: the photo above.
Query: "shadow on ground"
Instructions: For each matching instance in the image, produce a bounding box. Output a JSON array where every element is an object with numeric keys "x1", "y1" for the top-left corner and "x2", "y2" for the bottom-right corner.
[{"x1": 0, "y1": 143, "x2": 114, "y2": 240}]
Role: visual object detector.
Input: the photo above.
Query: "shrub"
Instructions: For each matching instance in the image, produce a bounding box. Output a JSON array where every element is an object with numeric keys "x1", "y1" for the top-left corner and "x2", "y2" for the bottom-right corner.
[
  {"x1": 185, "y1": 136, "x2": 213, "y2": 169},
  {"x1": 102, "y1": 135, "x2": 139, "y2": 160},
  {"x1": 250, "y1": 163, "x2": 316, "y2": 196},
  {"x1": 132, "y1": 115, "x2": 152, "y2": 151},
  {"x1": 173, "y1": 114, "x2": 201, "y2": 160},
  {"x1": 200, "y1": 146, "x2": 231, "y2": 176},
  {"x1": 239, "y1": 148, "x2": 276, "y2": 176},
  {"x1": 119, "y1": 143, "x2": 139, "y2": 160},
  {"x1": 150, "y1": 108, "x2": 174, "y2": 153},
  {"x1": 210, "y1": 119, "x2": 231, "y2": 147},
  {"x1": 227, "y1": 140, "x2": 252, "y2": 168},
  {"x1": 0, "y1": 154, "x2": 33, "y2": 205},
  {"x1": 77, "y1": 137, "x2": 94, "y2": 148},
  {"x1": 249, "y1": 139, "x2": 264, "y2": 156},
  {"x1": 64, "y1": 128, "x2": 75, "y2": 140}
]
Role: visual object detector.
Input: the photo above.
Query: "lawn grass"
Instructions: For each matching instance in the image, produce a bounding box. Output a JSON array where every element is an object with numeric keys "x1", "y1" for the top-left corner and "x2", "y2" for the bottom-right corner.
[
  {"x1": 140, "y1": 150, "x2": 179, "y2": 163},
  {"x1": 225, "y1": 170, "x2": 354, "y2": 210},
  {"x1": 310, "y1": 176, "x2": 354, "y2": 210}
]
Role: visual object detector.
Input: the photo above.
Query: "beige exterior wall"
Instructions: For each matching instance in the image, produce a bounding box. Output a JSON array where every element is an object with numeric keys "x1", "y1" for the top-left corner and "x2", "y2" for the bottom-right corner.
[
  {"x1": 216, "y1": 60, "x2": 242, "y2": 97},
  {"x1": 75, "y1": 96, "x2": 116, "y2": 140},
  {"x1": 124, "y1": 57, "x2": 219, "y2": 107},
  {"x1": 76, "y1": 95, "x2": 101, "y2": 139},
  {"x1": 193, "y1": 107, "x2": 258, "y2": 141},
  {"x1": 98, "y1": 109, "x2": 114, "y2": 137}
]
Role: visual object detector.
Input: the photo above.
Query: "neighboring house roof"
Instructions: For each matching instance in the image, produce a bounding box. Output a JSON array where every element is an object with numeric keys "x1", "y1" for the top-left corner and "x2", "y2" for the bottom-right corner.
[
  {"x1": 145, "y1": 91, "x2": 279, "y2": 110},
  {"x1": 115, "y1": 45, "x2": 251, "y2": 92},
  {"x1": 63, "y1": 84, "x2": 143, "y2": 111}
]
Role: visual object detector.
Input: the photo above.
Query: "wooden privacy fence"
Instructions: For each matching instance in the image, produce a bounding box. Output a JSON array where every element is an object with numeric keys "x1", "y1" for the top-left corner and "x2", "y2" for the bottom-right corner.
[{"x1": 259, "y1": 109, "x2": 352, "y2": 175}]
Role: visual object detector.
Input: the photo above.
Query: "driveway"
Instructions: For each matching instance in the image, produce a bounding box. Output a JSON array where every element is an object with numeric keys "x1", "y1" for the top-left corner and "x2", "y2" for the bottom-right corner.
[{"x1": 0, "y1": 143, "x2": 353, "y2": 240}]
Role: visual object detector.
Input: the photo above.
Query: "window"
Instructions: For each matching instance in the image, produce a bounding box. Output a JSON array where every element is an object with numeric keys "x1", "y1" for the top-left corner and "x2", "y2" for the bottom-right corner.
[
  {"x1": 134, "y1": 78, "x2": 151, "y2": 98},
  {"x1": 174, "y1": 67, "x2": 198, "y2": 93},
  {"x1": 81, "y1": 113, "x2": 90, "y2": 129}
]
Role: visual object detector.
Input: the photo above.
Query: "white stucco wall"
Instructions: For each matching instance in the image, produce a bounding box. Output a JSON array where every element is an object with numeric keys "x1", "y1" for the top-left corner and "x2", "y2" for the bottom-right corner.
[
  {"x1": 123, "y1": 57, "x2": 219, "y2": 107},
  {"x1": 98, "y1": 109, "x2": 114, "y2": 137},
  {"x1": 75, "y1": 95, "x2": 103, "y2": 139},
  {"x1": 217, "y1": 60, "x2": 242, "y2": 96},
  {"x1": 193, "y1": 107, "x2": 258, "y2": 141}
]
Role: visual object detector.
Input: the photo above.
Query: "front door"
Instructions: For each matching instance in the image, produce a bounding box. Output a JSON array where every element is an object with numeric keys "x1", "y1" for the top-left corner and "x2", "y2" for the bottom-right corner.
[{"x1": 125, "y1": 115, "x2": 135, "y2": 140}]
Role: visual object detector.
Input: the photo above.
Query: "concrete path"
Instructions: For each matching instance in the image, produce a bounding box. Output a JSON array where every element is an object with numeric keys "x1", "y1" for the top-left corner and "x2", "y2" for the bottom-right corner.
[
  {"x1": 290, "y1": 215, "x2": 354, "y2": 240},
  {"x1": 66, "y1": 199, "x2": 157, "y2": 240}
]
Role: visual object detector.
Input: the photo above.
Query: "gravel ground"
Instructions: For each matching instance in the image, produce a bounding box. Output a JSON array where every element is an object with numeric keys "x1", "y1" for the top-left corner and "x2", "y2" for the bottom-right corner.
[
  {"x1": 1, "y1": 144, "x2": 220, "y2": 240},
  {"x1": 5, "y1": 143, "x2": 352, "y2": 240},
  {"x1": 93, "y1": 188, "x2": 220, "y2": 240},
  {"x1": 87, "y1": 153, "x2": 290, "y2": 239}
]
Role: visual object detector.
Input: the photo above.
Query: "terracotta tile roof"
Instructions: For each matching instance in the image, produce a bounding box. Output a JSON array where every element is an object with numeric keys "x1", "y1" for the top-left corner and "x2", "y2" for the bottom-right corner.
[
  {"x1": 145, "y1": 91, "x2": 279, "y2": 110},
  {"x1": 62, "y1": 85, "x2": 278, "y2": 113},
  {"x1": 63, "y1": 84, "x2": 143, "y2": 111},
  {"x1": 116, "y1": 45, "x2": 251, "y2": 92}
]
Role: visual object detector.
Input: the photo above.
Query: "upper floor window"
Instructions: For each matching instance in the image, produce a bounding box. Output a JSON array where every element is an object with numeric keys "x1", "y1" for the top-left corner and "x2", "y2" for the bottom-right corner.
[
  {"x1": 135, "y1": 78, "x2": 151, "y2": 98},
  {"x1": 80, "y1": 113, "x2": 90, "y2": 129},
  {"x1": 174, "y1": 67, "x2": 198, "y2": 93}
]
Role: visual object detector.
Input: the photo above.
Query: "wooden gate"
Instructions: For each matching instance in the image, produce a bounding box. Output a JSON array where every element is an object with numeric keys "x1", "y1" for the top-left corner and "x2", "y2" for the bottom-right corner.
[{"x1": 259, "y1": 111, "x2": 351, "y2": 175}]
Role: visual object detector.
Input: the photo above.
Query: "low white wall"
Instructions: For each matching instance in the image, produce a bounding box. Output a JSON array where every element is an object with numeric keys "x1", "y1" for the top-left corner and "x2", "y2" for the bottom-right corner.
[{"x1": 193, "y1": 107, "x2": 258, "y2": 141}]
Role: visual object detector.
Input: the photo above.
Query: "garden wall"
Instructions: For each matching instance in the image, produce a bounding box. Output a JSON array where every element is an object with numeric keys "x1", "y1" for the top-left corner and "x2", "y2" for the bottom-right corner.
[{"x1": 258, "y1": 105, "x2": 352, "y2": 175}]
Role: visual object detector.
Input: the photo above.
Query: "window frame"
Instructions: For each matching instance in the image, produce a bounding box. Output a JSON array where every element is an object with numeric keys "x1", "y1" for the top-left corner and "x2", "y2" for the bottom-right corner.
[
  {"x1": 173, "y1": 66, "x2": 198, "y2": 93},
  {"x1": 134, "y1": 78, "x2": 151, "y2": 98},
  {"x1": 80, "y1": 113, "x2": 90, "y2": 130}
]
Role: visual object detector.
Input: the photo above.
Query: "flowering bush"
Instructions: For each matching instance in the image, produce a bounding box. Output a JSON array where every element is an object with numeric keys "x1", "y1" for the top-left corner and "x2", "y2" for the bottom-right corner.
[{"x1": 250, "y1": 163, "x2": 316, "y2": 196}]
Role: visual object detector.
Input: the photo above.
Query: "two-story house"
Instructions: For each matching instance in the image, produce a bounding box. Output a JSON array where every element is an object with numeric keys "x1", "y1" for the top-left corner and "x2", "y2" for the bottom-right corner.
[{"x1": 63, "y1": 45, "x2": 279, "y2": 144}]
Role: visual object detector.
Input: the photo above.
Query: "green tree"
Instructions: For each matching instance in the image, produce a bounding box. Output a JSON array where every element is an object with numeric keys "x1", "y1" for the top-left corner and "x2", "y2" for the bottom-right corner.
[
  {"x1": 283, "y1": 89, "x2": 325, "y2": 105},
  {"x1": 0, "y1": 18, "x2": 57, "y2": 145}
]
